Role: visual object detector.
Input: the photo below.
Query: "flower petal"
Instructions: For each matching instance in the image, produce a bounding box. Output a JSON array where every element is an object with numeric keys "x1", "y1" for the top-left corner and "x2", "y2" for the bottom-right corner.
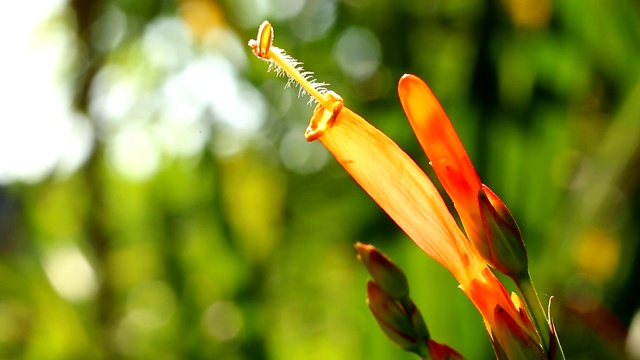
[
  {"x1": 317, "y1": 107, "x2": 485, "y2": 287},
  {"x1": 398, "y1": 74, "x2": 484, "y2": 249},
  {"x1": 311, "y1": 105, "x2": 536, "y2": 348}
]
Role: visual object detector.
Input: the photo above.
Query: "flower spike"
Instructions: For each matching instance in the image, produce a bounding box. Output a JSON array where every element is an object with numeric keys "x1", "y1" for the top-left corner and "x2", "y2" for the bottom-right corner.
[{"x1": 249, "y1": 22, "x2": 564, "y2": 359}]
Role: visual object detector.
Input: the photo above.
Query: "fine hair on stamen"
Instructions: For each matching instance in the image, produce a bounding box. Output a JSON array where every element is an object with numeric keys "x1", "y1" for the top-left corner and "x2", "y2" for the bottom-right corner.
[{"x1": 265, "y1": 47, "x2": 328, "y2": 105}]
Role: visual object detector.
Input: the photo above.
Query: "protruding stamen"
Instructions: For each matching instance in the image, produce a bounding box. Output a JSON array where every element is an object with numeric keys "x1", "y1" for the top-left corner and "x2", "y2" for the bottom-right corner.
[
  {"x1": 250, "y1": 20, "x2": 273, "y2": 59},
  {"x1": 248, "y1": 20, "x2": 335, "y2": 112}
]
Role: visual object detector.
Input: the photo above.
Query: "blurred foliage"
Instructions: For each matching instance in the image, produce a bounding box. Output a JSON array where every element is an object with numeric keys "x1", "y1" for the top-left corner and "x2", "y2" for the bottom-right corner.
[{"x1": 1, "y1": 0, "x2": 640, "y2": 359}]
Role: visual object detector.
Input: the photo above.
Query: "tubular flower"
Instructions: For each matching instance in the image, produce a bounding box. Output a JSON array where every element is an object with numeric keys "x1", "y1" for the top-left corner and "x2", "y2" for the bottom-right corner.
[
  {"x1": 248, "y1": 21, "x2": 555, "y2": 358},
  {"x1": 397, "y1": 75, "x2": 558, "y2": 355},
  {"x1": 305, "y1": 94, "x2": 543, "y2": 357}
]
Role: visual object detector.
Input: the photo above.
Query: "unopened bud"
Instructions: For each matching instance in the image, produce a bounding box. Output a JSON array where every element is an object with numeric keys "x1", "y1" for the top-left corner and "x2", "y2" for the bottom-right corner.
[
  {"x1": 492, "y1": 304, "x2": 546, "y2": 359},
  {"x1": 367, "y1": 281, "x2": 429, "y2": 356},
  {"x1": 478, "y1": 185, "x2": 529, "y2": 280},
  {"x1": 355, "y1": 243, "x2": 410, "y2": 300}
]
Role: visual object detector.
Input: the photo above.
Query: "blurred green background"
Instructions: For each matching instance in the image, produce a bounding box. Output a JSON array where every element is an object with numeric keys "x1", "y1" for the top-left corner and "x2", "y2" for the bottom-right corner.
[{"x1": 1, "y1": 0, "x2": 639, "y2": 359}]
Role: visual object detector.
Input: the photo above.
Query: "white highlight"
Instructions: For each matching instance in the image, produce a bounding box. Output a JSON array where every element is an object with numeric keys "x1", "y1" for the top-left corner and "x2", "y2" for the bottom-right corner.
[
  {"x1": 43, "y1": 244, "x2": 98, "y2": 302},
  {"x1": 0, "y1": 1, "x2": 93, "y2": 183},
  {"x1": 628, "y1": 310, "x2": 640, "y2": 359}
]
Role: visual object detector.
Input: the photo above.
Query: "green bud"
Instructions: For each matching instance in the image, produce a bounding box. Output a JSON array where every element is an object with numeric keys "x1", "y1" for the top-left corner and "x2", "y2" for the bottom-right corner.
[
  {"x1": 478, "y1": 185, "x2": 529, "y2": 280},
  {"x1": 355, "y1": 243, "x2": 410, "y2": 300},
  {"x1": 366, "y1": 281, "x2": 429, "y2": 356}
]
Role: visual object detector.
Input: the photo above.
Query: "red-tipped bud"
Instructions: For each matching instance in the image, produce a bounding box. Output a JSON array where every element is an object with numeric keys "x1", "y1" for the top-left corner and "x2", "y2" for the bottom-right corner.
[
  {"x1": 355, "y1": 243, "x2": 410, "y2": 300},
  {"x1": 478, "y1": 185, "x2": 529, "y2": 280},
  {"x1": 427, "y1": 339, "x2": 465, "y2": 360},
  {"x1": 492, "y1": 305, "x2": 546, "y2": 359}
]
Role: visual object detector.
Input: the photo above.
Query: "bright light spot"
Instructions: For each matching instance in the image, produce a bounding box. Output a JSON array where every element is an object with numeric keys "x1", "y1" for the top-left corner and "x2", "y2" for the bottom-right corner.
[
  {"x1": 268, "y1": 0, "x2": 306, "y2": 20},
  {"x1": 0, "y1": 2, "x2": 94, "y2": 184},
  {"x1": 627, "y1": 310, "x2": 640, "y2": 359},
  {"x1": 57, "y1": 114, "x2": 95, "y2": 177},
  {"x1": 181, "y1": 55, "x2": 265, "y2": 134},
  {"x1": 43, "y1": 245, "x2": 98, "y2": 302},
  {"x1": 156, "y1": 75, "x2": 210, "y2": 158},
  {"x1": 229, "y1": 0, "x2": 270, "y2": 28},
  {"x1": 202, "y1": 301, "x2": 244, "y2": 341},
  {"x1": 290, "y1": 0, "x2": 337, "y2": 41},
  {"x1": 171, "y1": 54, "x2": 266, "y2": 157},
  {"x1": 107, "y1": 125, "x2": 162, "y2": 182},
  {"x1": 0, "y1": 1, "x2": 66, "y2": 35},
  {"x1": 334, "y1": 27, "x2": 381, "y2": 81},
  {"x1": 90, "y1": 67, "x2": 129, "y2": 127},
  {"x1": 280, "y1": 126, "x2": 328, "y2": 174},
  {"x1": 90, "y1": 64, "x2": 153, "y2": 130},
  {"x1": 90, "y1": 13, "x2": 267, "y2": 165},
  {"x1": 142, "y1": 17, "x2": 193, "y2": 70}
]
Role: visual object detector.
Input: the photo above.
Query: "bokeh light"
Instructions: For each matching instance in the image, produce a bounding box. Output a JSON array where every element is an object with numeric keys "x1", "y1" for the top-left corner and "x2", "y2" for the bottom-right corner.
[{"x1": 0, "y1": 0, "x2": 639, "y2": 359}]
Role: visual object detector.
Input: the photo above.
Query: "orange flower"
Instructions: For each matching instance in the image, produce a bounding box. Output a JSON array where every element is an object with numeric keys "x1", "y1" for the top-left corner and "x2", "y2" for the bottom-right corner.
[
  {"x1": 247, "y1": 22, "x2": 547, "y2": 357},
  {"x1": 397, "y1": 74, "x2": 531, "y2": 281},
  {"x1": 305, "y1": 97, "x2": 542, "y2": 357},
  {"x1": 397, "y1": 74, "x2": 484, "y2": 254}
]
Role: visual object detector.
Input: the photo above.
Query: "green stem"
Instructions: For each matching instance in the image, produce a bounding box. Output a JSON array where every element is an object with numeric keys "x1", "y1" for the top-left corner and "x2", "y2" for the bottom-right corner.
[
  {"x1": 516, "y1": 273, "x2": 550, "y2": 352},
  {"x1": 399, "y1": 298, "x2": 430, "y2": 358},
  {"x1": 546, "y1": 297, "x2": 567, "y2": 360},
  {"x1": 516, "y1": 273, "x2": 567, "y2": 359}
]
